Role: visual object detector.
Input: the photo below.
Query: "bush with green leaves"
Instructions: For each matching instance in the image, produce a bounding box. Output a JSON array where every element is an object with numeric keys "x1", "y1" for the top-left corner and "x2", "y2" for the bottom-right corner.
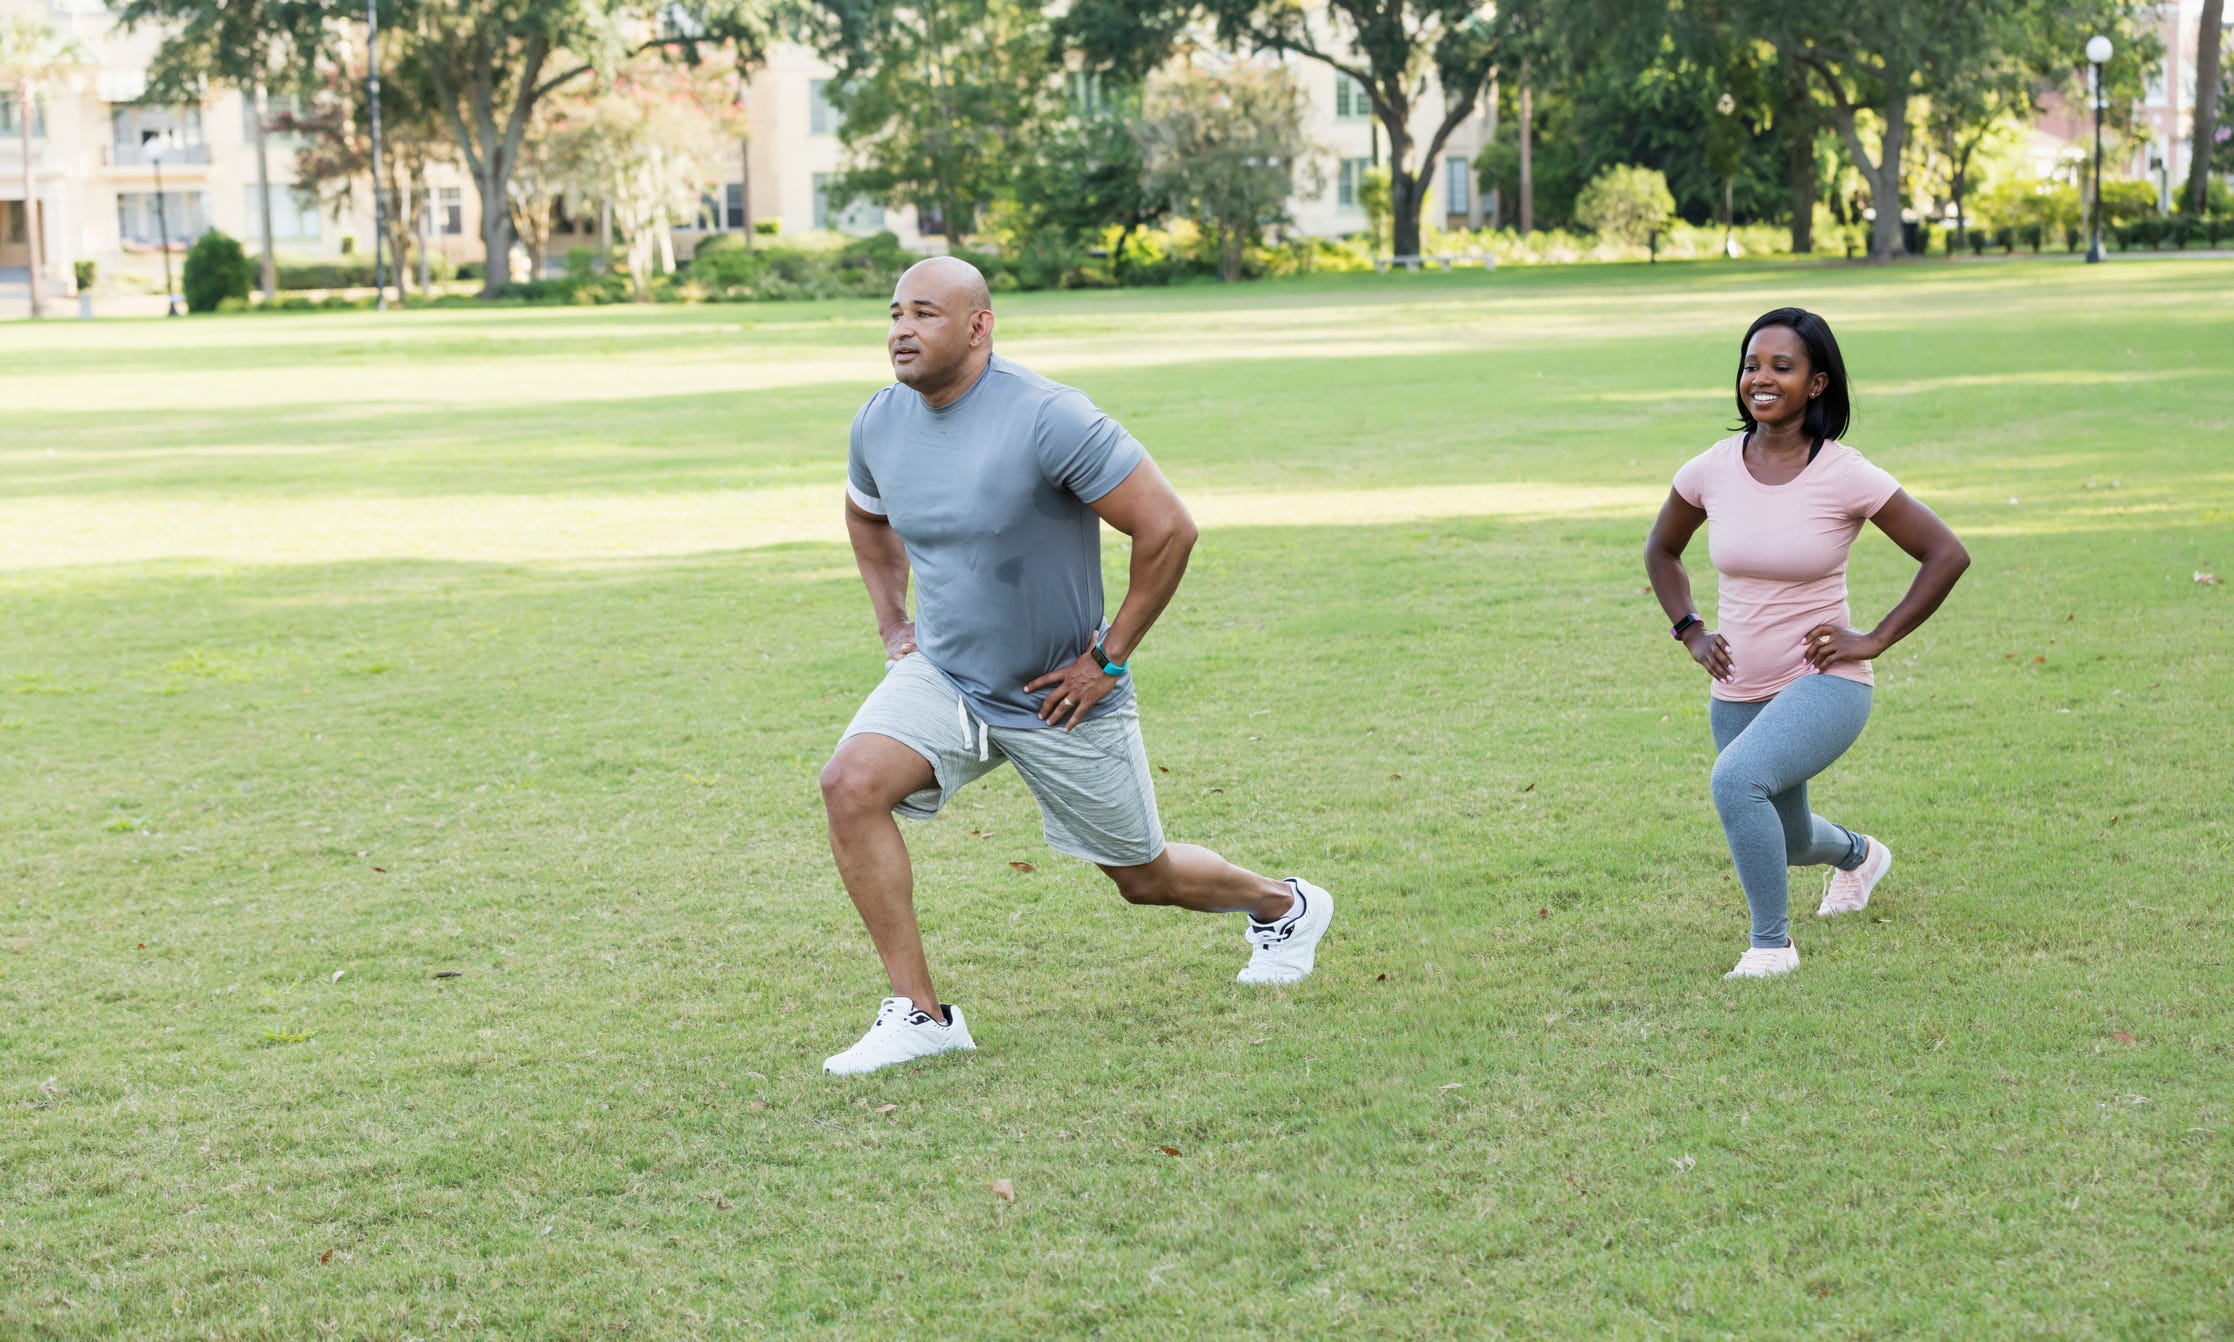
[
  {"x1": 74, "y1": 259, "x2": 96, "y2": 292},
  {"x1": 275, "y1": 259, "x2": 379, "y2": 291},
  {"x1": 182, "y1": 230, "x2": 255, "y2": 313},
  {"x1": 2097, "y1": 179, "x2": 2159, "y2": 227},
  {"x1": 1573, "y1": 165, "x2": 1676, "y2": 247}
]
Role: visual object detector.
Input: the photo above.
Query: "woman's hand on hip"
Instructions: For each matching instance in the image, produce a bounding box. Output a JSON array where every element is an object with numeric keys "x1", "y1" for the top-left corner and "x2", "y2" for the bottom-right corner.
[
  {"x1": 1683, "y1": 626, "x2": 1734, "y2": 682},
  {"x1": 1802, "y1": 624, "x2": 1881, "y2": 671}
]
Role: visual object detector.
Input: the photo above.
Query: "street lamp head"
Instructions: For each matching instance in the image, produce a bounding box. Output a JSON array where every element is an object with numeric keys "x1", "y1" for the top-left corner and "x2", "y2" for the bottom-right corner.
[{"x1": 2085, "y1": 34, "x2": 2113, "y2": 66}]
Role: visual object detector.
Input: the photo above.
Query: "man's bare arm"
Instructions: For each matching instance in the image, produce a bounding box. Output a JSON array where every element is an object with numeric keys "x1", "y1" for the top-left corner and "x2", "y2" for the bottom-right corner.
[
  {"x1": 1086, "y1": 457, "x2": 1198, "y2": 667},
  {"x1": 846, "y1": 497, "x2": 917, "y2": 660}
]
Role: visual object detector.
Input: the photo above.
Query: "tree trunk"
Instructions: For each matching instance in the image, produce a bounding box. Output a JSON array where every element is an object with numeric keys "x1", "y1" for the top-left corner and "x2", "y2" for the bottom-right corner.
[
  {"x1": 1483, "y1": 74, "x2": 1501, "y2": 229},
  {"x1": 1784, "y1": 70, "x2": 1815, "y2": 254},
  {"x1": 251, "y1": 84, "x2": 277, "y2": 302},
  {"x1": 19, "y1": 79, "x2": 41, "y2": 319},
  {"x1": 475, "y1": 153, "x2": 515, "y2": 298},
  {"x1": 1824, "y1": 85, "x2": 1908, "y2": 259},
  {"x1": 2189, "y1": 0, "x2": 2225, "y2": 213},
  {"x1": 1389, "y1": 165, "x2": 1427, "y2": 258},
  {"x1": 1519, "y1": 67, "x2": 1535, "y2": 233},
  {"x1": 739, "y1": 133, "x2": 753, "y2": 250}
]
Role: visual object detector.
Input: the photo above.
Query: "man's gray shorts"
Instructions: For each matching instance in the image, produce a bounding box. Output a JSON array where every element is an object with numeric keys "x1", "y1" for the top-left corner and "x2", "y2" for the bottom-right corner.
[{"x1": 839, "y1": 655, "x2": 1166, "y2": 867}]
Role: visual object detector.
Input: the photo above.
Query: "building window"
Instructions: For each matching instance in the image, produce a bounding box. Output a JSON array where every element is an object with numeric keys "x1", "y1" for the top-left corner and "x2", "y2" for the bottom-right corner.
[
  {"x1": 4, "y1": 201, "x2": 22, "y2": 244},
  {"x1": 724, "y1": 182, "x2": 745, "y2": 229},
  {"x1": 111, "y1": 104, "x2": 208, "y2": 164},
  {"x1": 116, "y1": 190, "x2": 211, "y2": 246},
  {"x1": 1337, "y1": 157, "x2": 1371, "y2": 208},
  {"x1": 244, "y1": 184, "x2": 322, "y2": 242},
  {"x1": 1335, "y1": 76, "x2": 1370, "y2": 121},
  {"x1": 809, "y1": 79, "x2": 834, "y2": 135},
  {"x1": 435, "y1": 187, "x2": 464, "y2": 236},
  {"x1": 917, "y1": 199, "x2": 946, "y2": 237},
  {"x1": 1445, "y1": 155, "x2": 1470, "y2": 214},
  {"x1": 812, "y1": 172, "x2": 831, "y2": 229},
  {"x1": 0, "y1": 92, "x2": 45, "y2": 138}
]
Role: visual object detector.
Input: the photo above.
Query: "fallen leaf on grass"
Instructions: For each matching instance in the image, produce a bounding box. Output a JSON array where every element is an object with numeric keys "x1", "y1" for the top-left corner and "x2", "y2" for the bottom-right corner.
[
  {"x1": 1250, "y1": 1037, "x2": 1267, "y2": 1045},
  {"x1": 137, "y1": 943, "x2": 145, "y2": 950},
  {"x1": 1439, "y1": 1083, "x2": 1463, "y2": 1091},
  {"x1": 432, "y1": 971, "x2": 461, "y2": 979},
  {"x1": 320, "y1": 1249, "x2": 333, "y2": 1265},
  {"x1": 2111, "y1": 1031, "x2": 2136, "y2": 1044},
  {"x1": 1159, "y1": 1147, "x2": 1181, "y2": 1157},
  {"x1": 749, "y1": 1100, "x2": 769, "y2": 1111},
  {"x1": 875, "y1": 1103, "x2": 899, "y2": 1114},
  {"x1": 1008, "y1": 861, "x2": 1035, "y2": 873},
  {"x1": 991, "y1": 1179, "x2": 1015, "y2": 1203},
  {"x1": 1522, "y1": 782, "x2": 1536, "y2": 793},
  {"x1": 1388, "y1": 772, "x2": 1402, "y2": 780},
  {"x1": 2195, "y1": 571, "x2": 2222, "y2": 586},
  {"x1": 1375, "y1": 973, "x2": 1387, "y2": 982},
  {"x1": 372, "y1": 867, "x2": 388, "y2": 874},
  {"x1": 1539, "y1": 908, "x2": 1548, "y2": 919},
  {"x1": 39, "y1": 1076, "x2": 58, "y2": 1096}
]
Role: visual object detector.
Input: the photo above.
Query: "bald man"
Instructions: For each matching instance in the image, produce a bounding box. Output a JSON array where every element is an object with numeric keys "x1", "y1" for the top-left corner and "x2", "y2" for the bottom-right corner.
[{"x1": 818, "y1": 258, "x2": 1334, "y2": 1075}]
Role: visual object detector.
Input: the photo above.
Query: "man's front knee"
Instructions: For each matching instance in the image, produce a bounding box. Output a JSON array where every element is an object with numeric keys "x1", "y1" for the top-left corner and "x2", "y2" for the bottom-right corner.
[{"x1": 820, "y1": 757, "x2": 890, "y2": 823}]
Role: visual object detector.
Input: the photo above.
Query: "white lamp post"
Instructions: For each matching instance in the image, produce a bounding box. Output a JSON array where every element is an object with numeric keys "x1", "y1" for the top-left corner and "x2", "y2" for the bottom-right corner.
[{"x1": 2085, "y1": 34, "x2": 2112, "y2": 264}]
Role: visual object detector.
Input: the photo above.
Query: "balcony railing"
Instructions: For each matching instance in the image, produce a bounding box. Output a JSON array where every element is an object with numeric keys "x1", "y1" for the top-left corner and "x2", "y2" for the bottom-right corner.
[{"x1": 105, "y1": 141, "x2": 212, "y2": 167}]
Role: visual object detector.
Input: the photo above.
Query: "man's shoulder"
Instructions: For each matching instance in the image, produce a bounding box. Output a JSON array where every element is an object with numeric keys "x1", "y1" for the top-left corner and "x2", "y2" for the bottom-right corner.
[
  {"x1": 855, "y1": 382, "x2": 909, "y2": 425},
  {"x1": 985, "y1": 356, "x2": 1085, "y2": 413}
]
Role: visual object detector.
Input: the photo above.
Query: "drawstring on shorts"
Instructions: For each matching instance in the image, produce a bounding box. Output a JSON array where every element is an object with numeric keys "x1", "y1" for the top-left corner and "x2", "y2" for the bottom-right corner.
[{"x1": 957, "y1": 696, "x2": 990, "y2": 762}]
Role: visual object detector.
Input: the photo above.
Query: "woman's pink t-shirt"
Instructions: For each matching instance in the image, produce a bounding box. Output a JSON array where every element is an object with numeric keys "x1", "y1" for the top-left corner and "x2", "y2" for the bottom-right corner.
[{"x1": 1672, "y1": 435, "x2": 1902, "y2": 703}]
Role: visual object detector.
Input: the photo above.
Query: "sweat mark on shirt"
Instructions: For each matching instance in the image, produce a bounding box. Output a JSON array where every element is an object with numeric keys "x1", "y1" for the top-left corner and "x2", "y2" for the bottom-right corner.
[{"x1": 993, "y1": 556, "x2": 1025, "y2": 586}]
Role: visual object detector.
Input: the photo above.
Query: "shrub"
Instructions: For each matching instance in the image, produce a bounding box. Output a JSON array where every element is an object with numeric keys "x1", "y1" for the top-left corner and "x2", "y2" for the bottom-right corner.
[
  {"x1": 2097, "y1": 179, "x2": 2158, "y2": 227},
  {"x1": 275, "y1": 259, "x2": 379, "y2": 291},
  {"x1": 457, "y1": 261, "x2": 483, "y2": 281},
  {"x1": 1968, "y1": 229, "x2": 1990, "y2": 256},
  {"x1": 73, "y1": 259, "x2": 96, "y2": 292},
  {"x1": 753, "y1": 218, "x2": 782, "y2": 236},
  {"x1": 182, "y1": 230, "x2": 255, "y2": 313},
  {"x1": 692, "y1": 233, "x2": 751, "y2": 259},
  {"x1": 1573, "y1": 165, "x2": 1676, "y2": 247}
]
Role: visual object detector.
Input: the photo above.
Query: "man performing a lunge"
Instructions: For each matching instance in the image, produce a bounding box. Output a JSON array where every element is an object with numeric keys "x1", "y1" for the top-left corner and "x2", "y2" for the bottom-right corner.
[{"x1": 819, "y1": 257, "x2": 1334, "y2": 1076}]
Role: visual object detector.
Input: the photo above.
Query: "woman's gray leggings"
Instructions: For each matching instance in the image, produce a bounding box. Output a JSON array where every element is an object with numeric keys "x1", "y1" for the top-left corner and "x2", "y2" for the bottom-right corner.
[{"x1": 1709, "y1": 675, "x2": 1874, "y2": 948}]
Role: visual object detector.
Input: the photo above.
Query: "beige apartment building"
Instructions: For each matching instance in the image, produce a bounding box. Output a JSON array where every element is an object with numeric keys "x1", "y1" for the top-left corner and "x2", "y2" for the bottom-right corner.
[{"x1": 3, "y1": 0, "x2": 1495, "y2": 298}]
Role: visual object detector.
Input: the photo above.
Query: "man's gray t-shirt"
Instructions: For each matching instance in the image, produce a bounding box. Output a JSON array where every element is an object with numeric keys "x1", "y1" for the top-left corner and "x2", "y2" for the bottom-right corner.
[{"x1": 847, "y1": 354, "x2": 1147, "y2": 730}]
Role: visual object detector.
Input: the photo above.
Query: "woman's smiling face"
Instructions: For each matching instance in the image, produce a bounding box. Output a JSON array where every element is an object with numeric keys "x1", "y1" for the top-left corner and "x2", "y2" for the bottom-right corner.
[{"x1": 1739, "y1": 325, "x2": 1829, "y2": 430}]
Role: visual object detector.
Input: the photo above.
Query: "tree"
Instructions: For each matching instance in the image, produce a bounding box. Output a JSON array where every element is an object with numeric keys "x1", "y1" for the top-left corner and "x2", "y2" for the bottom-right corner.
[
  {"x1": 1009, "y1": 88, "x2": 1167, "y2": 282},
  {"x1": 1573, "y1": 163, "x2": 1674, "y2": 243},
  {"x1": 1137, "y1": 62, "x2": 1318, "y2": 281},
  {"x1": 545, "y1": 57, "x2": 743, "y2": 294},
  {"x1": 0, "y1": 15, "x2": 89, "y2": 318},
  {"x1": 1061, "y1": 0, "x2": 1498, "y2": 260},
  {"x1": 1739, "y1": 0, "x2": 2161, "y2": 259},
  {"x1": 115, "y1": 0, "x2": 322, "y2": 303},
  {"x1": 2187, "y1": 0, "x2": 2224, "y2": 214},
  {"x1": 393, "y1": 0, "x2": 776, "y2": 297},
  {"x1": 817, "y1": 0, "x2": 1056, "y2": 250},
  {"x1": 278, "y1": 46, "x2": 450, "y2": 297}
]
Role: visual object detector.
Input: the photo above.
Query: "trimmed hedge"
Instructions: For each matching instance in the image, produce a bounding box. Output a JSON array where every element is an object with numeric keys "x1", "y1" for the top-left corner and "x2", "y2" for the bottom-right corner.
[{"x1": 183, "y1": 230, "x2": 255, "y2": 313}]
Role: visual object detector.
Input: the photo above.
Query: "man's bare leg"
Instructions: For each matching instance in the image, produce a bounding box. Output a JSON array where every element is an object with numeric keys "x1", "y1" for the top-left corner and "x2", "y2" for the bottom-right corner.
[
  {"x1": 820, "y1": 732, "x2": 942, "y2": 1009},
  {"x1": 1098, "y1": 844, "x2": 1296, "y2": 921}
]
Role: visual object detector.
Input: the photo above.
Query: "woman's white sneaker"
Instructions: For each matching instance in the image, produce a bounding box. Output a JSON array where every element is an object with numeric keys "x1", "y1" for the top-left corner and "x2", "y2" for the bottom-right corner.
[
  {"x1": 1724, "y1": 942, "x2": 1799, "y2": 979},
  {"x1": 822, "y1": 996, "x2": 976, "y2": 1075},
  {"x1": 1818, "y1": 838, "x2": 1893, "y2": 917},
  {"x1": 1235, "y1": 878, "x2": 1334, "y2": 985}
]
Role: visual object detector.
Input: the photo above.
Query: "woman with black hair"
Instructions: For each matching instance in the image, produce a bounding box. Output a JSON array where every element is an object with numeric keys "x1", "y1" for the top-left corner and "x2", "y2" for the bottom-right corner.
[{"x1": 1645, "y1": 308, "x2": 1970, "y2": 979}]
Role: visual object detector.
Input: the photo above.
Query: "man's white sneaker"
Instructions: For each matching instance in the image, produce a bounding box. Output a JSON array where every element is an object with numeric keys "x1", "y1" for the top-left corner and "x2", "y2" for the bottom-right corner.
[
  {"x1": 1235, "y1": 878, "x2": 1333, "y2": 985},
  {"x1": 1724, "y1": 942, "x2": 1799, "y2": 979},
  {"x1": 822, "y1": 996, "x2": 976, "y2": 1076},
  {"x1": 1818, "y1": 838, "x2": 1892, "y2": 917}
]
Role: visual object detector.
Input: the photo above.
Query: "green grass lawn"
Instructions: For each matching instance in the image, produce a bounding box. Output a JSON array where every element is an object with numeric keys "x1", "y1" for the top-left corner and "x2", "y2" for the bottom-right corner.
[{"x1": 3, "y1": 257, "x2": 2230, "y2": 1338}]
